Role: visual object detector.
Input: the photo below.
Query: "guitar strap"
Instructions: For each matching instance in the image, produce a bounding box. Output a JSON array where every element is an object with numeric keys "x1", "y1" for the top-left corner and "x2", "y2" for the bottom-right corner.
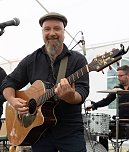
[{"x1": 56, "y1": 56, "x2": 68, "y2": 83}]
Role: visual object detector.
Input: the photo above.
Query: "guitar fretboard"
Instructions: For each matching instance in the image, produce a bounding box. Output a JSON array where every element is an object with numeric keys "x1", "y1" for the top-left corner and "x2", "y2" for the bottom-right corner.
[{"x1": 37, "y1": 64, "x2": 89, "y2": 106}]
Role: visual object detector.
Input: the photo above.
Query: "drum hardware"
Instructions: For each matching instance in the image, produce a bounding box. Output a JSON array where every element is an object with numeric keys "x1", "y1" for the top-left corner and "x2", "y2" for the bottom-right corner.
[
  {"x1": 9, "y1": 146, "x2": 19, "y2": 152},
  {"x1": 119, "y1": 102, "x2": 129, "y2": 106},
  {"x1": 86, "y1": 140, "x2": 107, "y2": 152},
  {"x1": 97, "y1": 89, "x2": 129, "y2": 152},
  {"x1": 97, "y1": 89, "x2": 129, "y2": 94},
  {"x1": 0, "y1": 118, "x2": 9, "y2": 151},
  {"x1": 119, "y1": 118, "x2": 129, "y2": 121},
  {"x1": 9, "y1": 146, "x2": 32, "y2": 152},
  {"x1": 109, "y1": 139, "x2": 128, "y2": 152}
]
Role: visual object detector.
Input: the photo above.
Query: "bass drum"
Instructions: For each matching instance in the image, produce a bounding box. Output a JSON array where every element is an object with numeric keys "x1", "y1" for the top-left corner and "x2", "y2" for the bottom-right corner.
[{"x1": 109, "y1": 120, "x2": 129, "y2": 139}]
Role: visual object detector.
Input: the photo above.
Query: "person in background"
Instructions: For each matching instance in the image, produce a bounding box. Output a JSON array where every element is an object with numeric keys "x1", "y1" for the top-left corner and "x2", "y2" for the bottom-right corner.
[
  {"x1": 86, "y1": 65, "x2": 129, "y2": 151},
  {"x1": 1, "y1": 12, "x2": 89, "y2": 152},
  {"x1": 0, "y1": 67, "x2": 7, "y2": 129}
]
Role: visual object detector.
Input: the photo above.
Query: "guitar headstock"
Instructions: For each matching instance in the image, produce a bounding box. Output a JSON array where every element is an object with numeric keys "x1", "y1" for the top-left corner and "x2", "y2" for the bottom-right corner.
[{"x1": 88, "y1": 44, "x2": 128, "y2": 72}]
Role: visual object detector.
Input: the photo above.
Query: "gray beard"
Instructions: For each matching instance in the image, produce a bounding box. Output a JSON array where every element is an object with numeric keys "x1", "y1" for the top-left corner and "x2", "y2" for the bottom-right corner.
[
  {"x1": 46, "y1": 40, "x2": 62, "y2": 57},
  {"x1": 47, "y1": 46, "x2": 57, "y2": 57}
]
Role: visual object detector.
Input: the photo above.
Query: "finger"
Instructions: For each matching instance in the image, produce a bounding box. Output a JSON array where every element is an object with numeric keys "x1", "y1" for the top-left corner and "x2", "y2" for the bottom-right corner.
[
  {"x1": 61, "y1": 78, "x2": 69, "y2": 85},
  {"x1": 57, "y1": 82, "x2": 62, "y2": 90},
  {"x1": 19, "y1": 99, "x2": 28, "y2": 105},
  {"x1": 17, "y1": 107, "x2": 29, "y2": 115},
  {"x1": 71, "y1": 83, "x2": 75, "y2": 89},
  {"x1": 60, "y1": 79, "x2": 70, "y2": 90},
  {"x1": 18, "y1": 106, "x2": 28, "y2": 112},
  {"x1": 55, "y1": 83, "x2": 62, "y2": 96},
  {"x1": 59, "y1": 83, "x2": 62, "y2": 88},
  {"x1": 17, "y1": 99, "x2": 28, "y2": 107}
]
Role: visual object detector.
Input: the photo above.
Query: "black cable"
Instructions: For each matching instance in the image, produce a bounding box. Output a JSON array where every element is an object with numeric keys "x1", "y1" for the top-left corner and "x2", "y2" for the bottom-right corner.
[{"x1": 68, "y1": 31, "x2": 82, "y2": 49}]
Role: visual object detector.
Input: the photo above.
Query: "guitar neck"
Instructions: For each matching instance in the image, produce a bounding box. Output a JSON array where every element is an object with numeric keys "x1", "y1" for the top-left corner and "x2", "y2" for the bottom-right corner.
[
  {"x1": 37, "y1": 64, "x2": 89, "y2": 106},
  {"x1": 67, "y1": 65, "x2": 89, "y2": 84}
]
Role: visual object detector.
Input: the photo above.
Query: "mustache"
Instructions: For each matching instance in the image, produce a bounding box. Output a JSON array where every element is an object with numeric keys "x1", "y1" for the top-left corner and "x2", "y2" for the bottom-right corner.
[{"x1": 47, "y1": 35, "x2": 58, "y2": 40}]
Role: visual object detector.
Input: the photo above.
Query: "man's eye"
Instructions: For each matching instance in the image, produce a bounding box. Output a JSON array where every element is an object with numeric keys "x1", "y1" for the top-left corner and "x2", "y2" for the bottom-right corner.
[
  {"x1": 44, "y1": 28, "x2": 50, "y2": 32},
  {"x1": 54, "y1": 27, "x2": 61, "y2": 31}
]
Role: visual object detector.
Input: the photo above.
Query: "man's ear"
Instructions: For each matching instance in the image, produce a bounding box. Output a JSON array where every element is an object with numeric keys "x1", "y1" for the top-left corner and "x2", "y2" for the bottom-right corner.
[{"x1": 127, "y1": 74, "x2": 129, "y2": 78}]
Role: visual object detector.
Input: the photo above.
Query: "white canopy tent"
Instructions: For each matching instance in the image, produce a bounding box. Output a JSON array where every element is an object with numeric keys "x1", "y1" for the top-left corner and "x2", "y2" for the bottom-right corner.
[
  {"x1": 0, "y1": 0, "x2": 129, "y2": 60},
  {"x1": 0, "y1": 0, "x2": 129, "y2": 119}
]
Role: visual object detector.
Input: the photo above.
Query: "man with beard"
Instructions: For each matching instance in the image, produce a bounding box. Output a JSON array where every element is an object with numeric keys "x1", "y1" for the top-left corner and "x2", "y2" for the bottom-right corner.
[
  {"x1": 86, "y1": 65, "x2": 129, "y2": 151},
  {"x1": 1, "y1": 12, "x2": 89, "y2": 152}
]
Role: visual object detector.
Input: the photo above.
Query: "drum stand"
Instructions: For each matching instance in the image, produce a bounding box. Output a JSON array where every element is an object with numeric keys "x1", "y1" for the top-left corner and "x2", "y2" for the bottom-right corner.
[
  {"x1": 97, "y1": 89, "x2": 129, "y2": 152},
  {"x1": 114, "y1": 92, "x2": 127, "y2": 152},
  {"x1": 115, "y1": 93, "x2": 120, "y2": 152},
  {"x1": 111, "y1": 91, "x2": 128, "y2": 152}
]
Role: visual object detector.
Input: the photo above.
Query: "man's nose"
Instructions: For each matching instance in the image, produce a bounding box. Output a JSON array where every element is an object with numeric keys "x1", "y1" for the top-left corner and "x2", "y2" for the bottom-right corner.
[{"x1": 49, "y1": 29, "x2": 56, "y2": 35}]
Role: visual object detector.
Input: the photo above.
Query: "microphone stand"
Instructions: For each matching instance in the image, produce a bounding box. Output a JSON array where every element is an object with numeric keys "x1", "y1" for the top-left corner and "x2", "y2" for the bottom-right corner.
[
  {"x1": 115, "y1": 92, "x2": 120, "y2": 152},
  {"x1": 0, "y1": 28, "x2": 5, "y2": 36},
  {"x1": 70, "y1": 40, "x2": 82, "y2": 51}
]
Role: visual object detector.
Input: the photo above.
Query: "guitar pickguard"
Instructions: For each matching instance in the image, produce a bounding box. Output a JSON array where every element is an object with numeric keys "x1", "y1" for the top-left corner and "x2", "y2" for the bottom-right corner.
[{"x1": 21, "y1": 113, "x2": 36, "y2": 128}]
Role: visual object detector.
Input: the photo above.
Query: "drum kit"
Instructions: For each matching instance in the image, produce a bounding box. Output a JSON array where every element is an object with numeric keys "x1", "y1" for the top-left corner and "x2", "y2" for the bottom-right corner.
[{"x1": 83, "y1": 89, "x2": 129, "y2": 152}]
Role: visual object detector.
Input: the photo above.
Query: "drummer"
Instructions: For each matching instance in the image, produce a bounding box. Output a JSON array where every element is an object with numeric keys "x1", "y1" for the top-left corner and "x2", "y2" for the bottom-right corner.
[{"x1": 86, "y1": 65, "x2": 129, "y2": 151}]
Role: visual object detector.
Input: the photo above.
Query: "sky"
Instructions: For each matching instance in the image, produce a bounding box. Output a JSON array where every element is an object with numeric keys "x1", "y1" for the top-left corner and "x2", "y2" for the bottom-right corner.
[{"x1": 0, "y1": 0, "x2": 129, "y2": 62}]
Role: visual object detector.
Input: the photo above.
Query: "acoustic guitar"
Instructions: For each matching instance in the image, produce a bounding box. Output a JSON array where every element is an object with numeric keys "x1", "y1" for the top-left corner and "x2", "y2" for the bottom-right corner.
[{"x1": 6, "y1": 44, "x2": 128, "y2": 146}]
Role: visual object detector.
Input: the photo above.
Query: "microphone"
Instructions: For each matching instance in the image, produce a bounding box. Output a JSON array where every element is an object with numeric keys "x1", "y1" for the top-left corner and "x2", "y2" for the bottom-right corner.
[
  {"x1": 0, "y1": 18, "x2": 20, "y2": 29},
  {"x1": 81, "y1": 32, "x2": 86, "y2": 56}
]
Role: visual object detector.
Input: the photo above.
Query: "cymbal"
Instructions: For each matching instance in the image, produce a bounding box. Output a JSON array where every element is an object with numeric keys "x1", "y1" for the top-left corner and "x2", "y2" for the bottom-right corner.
[
  {"x1": 119, "y1": 102, "x2": 129, "y2": 106},
  {"x1": 97, "y1": 88, "x2": 129, "y2": 94},
  {"x1": 119, "y1": 119, "x2": 129, "y2": 122},
  {"x1": 119, "y1": 118, "x2": 129, "y2": 121}
]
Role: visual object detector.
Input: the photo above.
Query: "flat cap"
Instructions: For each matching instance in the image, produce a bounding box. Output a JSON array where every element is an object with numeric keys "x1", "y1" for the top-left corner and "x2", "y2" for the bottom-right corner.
[{"x1": 39, "y1": 12, "x2": 67, "y2": 27}]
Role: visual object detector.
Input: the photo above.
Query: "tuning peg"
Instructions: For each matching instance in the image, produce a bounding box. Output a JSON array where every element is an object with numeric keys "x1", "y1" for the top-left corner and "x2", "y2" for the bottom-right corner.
[
  {"x1": 116, "y1": 61, "x2": 120, "y2": 66},
  {"x1": 96, "y1": 55, "x2": 101, "y2": 57},
  {"x1": 109, "y1": 65, "x2": 112, "y2": 70},
  {"x1": 112, "y1": 48, "x2": 116, "y2": 51},
  {"x1": 102, "y1": 70, "x2": 104, "y2": 74}
]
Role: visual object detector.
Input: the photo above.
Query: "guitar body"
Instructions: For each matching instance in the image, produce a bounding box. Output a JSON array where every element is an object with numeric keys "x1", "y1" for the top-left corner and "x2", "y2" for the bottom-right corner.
[{"x1": 6, "y1": 80, "x2": 58, "y2": 146}]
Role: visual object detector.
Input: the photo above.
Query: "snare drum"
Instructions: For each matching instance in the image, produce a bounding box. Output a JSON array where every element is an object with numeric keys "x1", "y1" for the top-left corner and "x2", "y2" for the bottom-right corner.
[
  {"x1": 87, "y1": 113, "x2": 110, "y2": 137},
  {"x1": 109, "y1": 120, "x2": 129, "y2": 139}
]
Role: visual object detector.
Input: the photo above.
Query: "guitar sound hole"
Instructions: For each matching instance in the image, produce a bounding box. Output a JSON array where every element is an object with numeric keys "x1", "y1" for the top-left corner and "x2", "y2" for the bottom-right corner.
[{"x1": 28, "y1": 99, "x2": 37, "y2": 114}]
